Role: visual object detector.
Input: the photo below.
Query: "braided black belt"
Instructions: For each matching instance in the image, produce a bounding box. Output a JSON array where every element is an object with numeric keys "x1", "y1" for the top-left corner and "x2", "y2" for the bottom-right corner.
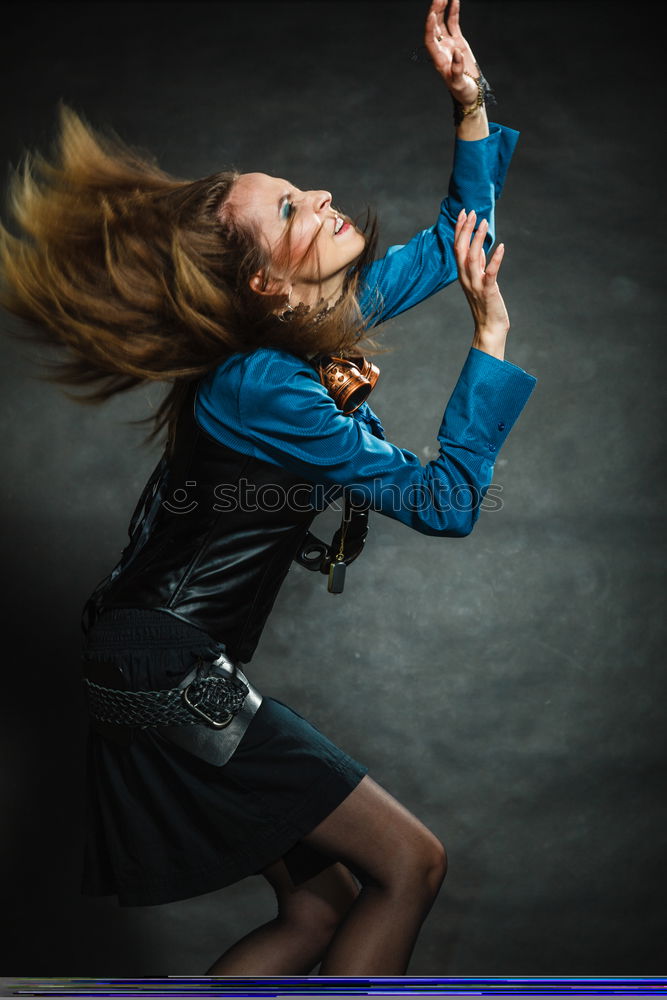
[{"x1": 82, "y1": 657, "x2": 249, "y2": 730}]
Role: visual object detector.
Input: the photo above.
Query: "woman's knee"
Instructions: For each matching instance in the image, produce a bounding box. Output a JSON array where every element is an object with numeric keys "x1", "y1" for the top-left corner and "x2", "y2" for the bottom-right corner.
[
  {"x1": 301, "y1": 775, "x2": 447, "y2": 902},
  {"x1": 419, "y1": 833, "x2": 448, "y2": 895},
  {"x1": 371, "y1": 828, "x2": 447, "y2": 900},
  {"x1": 265, "y1": 860, "x2": 360, "y2": 938}
]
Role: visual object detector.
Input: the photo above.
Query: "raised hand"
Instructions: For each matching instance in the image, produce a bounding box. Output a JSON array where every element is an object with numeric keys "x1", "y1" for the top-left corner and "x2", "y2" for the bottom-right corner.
[
  {"x1": 424, "y1": 0, "x2": 479, "y2": 107},
  {"x1": 454, "y1": 208, "x2": 509, "y2": 358}
]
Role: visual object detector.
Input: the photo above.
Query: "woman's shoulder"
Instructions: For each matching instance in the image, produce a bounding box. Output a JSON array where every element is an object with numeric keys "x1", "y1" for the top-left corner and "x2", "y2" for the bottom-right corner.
[
  {"x1": 195, "y1": 347, "x2": 325, "y2": 446},
  {"x1": 202, "y1": 347, "x2": 320, "y2": 395}
]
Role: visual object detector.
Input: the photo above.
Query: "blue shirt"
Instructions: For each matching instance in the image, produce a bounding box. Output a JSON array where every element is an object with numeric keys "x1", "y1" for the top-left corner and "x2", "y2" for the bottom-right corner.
[{"x1": 195, "y1": 123, "x2": 536, "y2": 537}]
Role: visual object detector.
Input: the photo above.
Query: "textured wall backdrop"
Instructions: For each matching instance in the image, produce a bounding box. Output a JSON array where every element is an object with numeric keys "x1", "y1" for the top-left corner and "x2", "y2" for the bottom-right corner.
[{"x1": 0, "y1": 0, "x2": 665, "y2": 977}]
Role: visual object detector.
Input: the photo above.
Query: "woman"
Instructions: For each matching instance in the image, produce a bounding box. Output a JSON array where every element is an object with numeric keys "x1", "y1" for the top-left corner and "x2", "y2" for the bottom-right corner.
[{"x1": 0, "y1": 0, "x2": 536, "y2": 977}]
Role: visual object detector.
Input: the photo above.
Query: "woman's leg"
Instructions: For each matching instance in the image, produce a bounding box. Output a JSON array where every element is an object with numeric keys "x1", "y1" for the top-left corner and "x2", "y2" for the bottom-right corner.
[
  {"x1": 205, "y1": 859, "x2": 360, "y2": 975},
  {"x1": 303, "y1": 774, "x2": 448, "y2": 975},
  {"x1": 205, "y1": 773, "x2": 447, "y2": 975}
]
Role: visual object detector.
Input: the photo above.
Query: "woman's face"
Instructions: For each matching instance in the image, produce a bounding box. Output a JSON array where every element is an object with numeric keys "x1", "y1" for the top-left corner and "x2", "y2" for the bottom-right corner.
[{"x1": 222, "y1": 172, "x2": 366, "y2": 308}]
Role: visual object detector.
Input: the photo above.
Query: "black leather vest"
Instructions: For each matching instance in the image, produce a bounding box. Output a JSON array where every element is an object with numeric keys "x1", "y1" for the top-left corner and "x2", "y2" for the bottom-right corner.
[{"x1": 81, "y1": 380, "x2": 325, "y2": 664}]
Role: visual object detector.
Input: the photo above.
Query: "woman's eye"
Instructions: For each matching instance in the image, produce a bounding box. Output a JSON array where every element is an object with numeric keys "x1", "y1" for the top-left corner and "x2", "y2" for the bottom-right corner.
[{"x1": 280, "y1": 200, "x2": 295, "y2": 221}]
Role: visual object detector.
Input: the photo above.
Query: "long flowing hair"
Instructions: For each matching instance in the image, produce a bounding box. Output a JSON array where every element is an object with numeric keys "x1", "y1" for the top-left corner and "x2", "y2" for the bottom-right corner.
[{"x1": 0, "y1": 106, "x2": 384, "y2": 450}]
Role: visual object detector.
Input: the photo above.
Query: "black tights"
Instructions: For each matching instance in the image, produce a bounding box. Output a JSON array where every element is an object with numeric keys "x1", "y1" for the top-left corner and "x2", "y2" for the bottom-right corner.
[{"x1": 205, "y1": 774, "x2": 447, "y2": 976}]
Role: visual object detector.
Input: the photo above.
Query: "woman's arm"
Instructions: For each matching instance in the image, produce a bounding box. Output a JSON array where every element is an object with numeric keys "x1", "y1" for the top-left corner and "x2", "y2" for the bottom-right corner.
[
  {"x1": 357, "y1": 0, "x2": 516, "y2": 326},
  {"x1": 357, "y1": 123, "x2": 518, "y2": 325},
  {"x1": 196, "y1": 224, "x2": 533, "y2": 539},
  {"x1": 196, "y1": 209, "x2": 532, "y2": 537},
  {"x1": 196, "y1": 343, "x2": 534, "y2": 539}
]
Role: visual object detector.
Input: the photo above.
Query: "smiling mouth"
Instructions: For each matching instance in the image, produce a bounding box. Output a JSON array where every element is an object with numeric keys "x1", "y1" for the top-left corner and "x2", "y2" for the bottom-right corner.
[{"x1": 333, "y1": 215, "x2": 350, "y2": 236}]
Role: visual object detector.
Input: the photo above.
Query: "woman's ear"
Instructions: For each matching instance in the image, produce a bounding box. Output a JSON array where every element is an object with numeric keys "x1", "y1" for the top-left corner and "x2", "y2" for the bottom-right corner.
[{"x1": 249, "y1": 270, "x2": 291, "y2": 300}]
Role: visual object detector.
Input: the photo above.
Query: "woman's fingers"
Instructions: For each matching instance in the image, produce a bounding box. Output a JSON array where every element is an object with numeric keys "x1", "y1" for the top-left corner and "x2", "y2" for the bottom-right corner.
[
  {"x1": 470, "y1": 215, "x2": 488, "y2": 258},
  {"x1": 462, "y1": 215, "x2": 488, "y2": 283},
  {"x1": 427, "y1": 1, "x2": 445, "y2": 44},
  {"x1": 447, "y1": 0, "x2": 461, "y2": 35},
  {"x1": 454, "y1": 209, "x2": 476, "y2": 267},
  {"x1": 454, "y1": 210, "x2": 477, "y2": 268},
  {"x1": 454, "y1": 211, "x2": 504, "y2": 290},
  {"x1": 454, "y1": 207, "x2": 476, "y2": 243},
  {"x1": 424, "y1": 8, "x2": 436, "y2": 50},
  {"x1": 426, "y1": 9, "x2": 448, "y2": 64},
  {"x1": 431, "y1": 0, "x2": 449, "y2": 37},
  {"x1": 454, "y1": 207, "x2": 469, "y2": 244},
  {"x1": 425, "y1": 0, "x2": 480, "y2": 89},
  {"x1": 454, "y1": 209, "x2": 508, "y2": 333},
  {"x1": 451, "y1": 46, "x2": 465, "y2": 79},
  {"x1": 483, "y1": 242, "x2": 505, "y2": 282}
]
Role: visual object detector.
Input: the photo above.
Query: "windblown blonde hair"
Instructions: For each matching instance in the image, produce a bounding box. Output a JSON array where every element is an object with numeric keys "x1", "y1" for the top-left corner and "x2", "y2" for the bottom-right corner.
[{"x1": 0, "y1": 105, "x2": 383, "y2": 448}]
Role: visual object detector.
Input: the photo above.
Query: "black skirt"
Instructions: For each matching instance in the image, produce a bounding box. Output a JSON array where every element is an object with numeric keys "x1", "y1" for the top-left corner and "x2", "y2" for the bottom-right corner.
[{"x1": 80, "y1": 608, "x2": 368, "y2": 907}]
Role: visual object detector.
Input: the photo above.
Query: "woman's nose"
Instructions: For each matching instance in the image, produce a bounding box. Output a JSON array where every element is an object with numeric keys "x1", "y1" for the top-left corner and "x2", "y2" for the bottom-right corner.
[{"x1": 311, "y1": 190, "x2": 333, "y2": 213}]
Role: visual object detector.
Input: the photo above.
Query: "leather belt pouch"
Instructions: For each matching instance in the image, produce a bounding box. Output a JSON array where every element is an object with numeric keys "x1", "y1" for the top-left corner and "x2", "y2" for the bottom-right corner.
[{"x1": 156, "y1": 657, "x2": 262, "y2": 766}]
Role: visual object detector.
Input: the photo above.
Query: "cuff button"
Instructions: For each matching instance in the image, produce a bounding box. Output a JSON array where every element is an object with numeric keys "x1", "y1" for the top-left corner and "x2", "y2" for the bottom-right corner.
[{"x1": 497, "y1": 422, "x2": 505, "y2": 431}]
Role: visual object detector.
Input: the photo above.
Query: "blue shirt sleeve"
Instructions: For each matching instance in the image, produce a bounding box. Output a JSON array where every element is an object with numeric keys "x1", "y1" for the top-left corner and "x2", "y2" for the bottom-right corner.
[
  {"x1": 196, "y1": 347, "x2": 536, "y2": 538},
  {"x1": 357, "y1": 122, "x2": 520, "y2": 325}
]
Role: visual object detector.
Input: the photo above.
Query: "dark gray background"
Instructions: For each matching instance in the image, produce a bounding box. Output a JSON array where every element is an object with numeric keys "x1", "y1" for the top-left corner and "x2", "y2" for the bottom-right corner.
[{"x1": 1, "y1": 0, "x2": 665, "y2": 978}]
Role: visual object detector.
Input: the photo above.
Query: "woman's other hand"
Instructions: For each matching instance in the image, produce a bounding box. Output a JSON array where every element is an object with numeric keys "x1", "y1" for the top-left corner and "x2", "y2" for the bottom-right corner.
[
  {"x1": 454, "y1": 208, "x2": 509, "y2": 361},
  {"x1": 424, "y1": 0, "x2": 479, "y2": 107}
]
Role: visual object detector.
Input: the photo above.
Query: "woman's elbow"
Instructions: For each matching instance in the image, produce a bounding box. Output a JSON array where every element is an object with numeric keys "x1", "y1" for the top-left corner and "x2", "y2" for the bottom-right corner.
[
  {"x1": 442, "y1": 517, "x2": 475, "y2": 538},
  {"x1": 413, "y1": 511, "x2": 477, "y2": 538},
  {"x1": 398, "y1": 484, "x2": 484, "y2": 536}
]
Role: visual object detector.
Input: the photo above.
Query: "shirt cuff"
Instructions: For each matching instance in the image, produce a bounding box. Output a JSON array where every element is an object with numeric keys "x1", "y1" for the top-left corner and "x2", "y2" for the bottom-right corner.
[{"x1": 442, "y1": 346, "x2": 537, "y2": 457}]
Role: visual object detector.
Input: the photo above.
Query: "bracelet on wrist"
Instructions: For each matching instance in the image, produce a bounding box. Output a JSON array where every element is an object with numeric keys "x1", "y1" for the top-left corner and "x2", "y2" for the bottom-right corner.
[{"x1": 452, "y1": 64, "x2": 496, "y2": 126}]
